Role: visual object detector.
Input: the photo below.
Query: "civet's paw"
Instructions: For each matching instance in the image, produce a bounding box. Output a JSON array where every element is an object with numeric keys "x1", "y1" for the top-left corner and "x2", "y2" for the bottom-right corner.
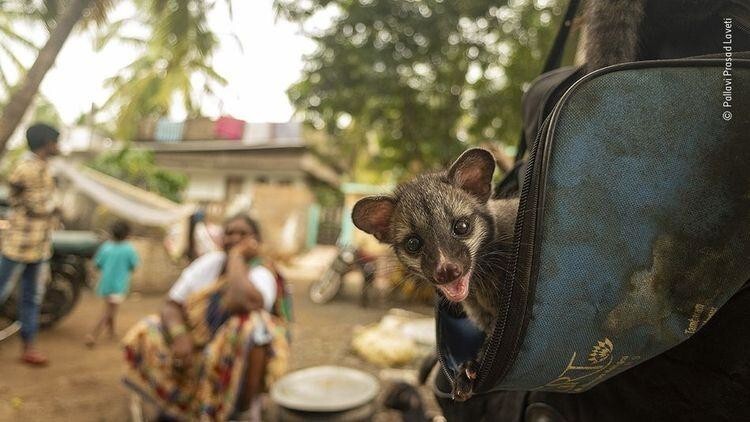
[{"x1": 451, "y1": 360, "x2": 477, "y2": 402}]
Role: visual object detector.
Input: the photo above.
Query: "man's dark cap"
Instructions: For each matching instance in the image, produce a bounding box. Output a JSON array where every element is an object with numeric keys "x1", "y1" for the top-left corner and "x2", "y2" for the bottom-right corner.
[{"x1": 26, "y1": 123, "x2": 60, "y2": 151}]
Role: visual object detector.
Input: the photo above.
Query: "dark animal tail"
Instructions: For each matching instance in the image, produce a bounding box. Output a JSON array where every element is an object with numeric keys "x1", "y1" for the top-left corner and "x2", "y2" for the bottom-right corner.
[
  {"x1": 583, "y1": 0, "x2": 646, "y2": 71},
  {"x1": 418, "y1": 351, "x2": 439, "y2": 385},
  {"x1": 383, "y1": 381, "x2": 430, "y2": 422}
]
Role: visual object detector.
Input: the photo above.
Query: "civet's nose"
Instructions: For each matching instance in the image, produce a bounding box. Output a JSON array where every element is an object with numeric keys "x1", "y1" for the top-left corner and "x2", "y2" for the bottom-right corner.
[{"x1": 435, "y1": 262, "x2": 462, "y2": 284}]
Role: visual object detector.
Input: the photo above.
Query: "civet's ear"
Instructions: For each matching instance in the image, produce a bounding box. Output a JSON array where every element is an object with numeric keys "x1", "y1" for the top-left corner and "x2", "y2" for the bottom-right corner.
[
  {"x1": 352, "y1": 196, "x2": 395, "y2": 243},
  {"x1": 447, "y1": 148, "x2": 496, "y2": 203}
]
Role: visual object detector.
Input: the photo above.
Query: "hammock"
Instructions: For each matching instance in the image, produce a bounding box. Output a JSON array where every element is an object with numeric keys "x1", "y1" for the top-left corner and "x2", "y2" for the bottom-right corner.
[{"x1": 50, "y1": 160, "x2": 194, "y2": 228}]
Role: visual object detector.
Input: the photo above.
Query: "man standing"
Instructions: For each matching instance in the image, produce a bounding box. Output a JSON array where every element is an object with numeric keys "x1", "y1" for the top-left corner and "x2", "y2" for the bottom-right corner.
[{"x1": 0, "y1": 123, "x2": 60, "y2": 366}]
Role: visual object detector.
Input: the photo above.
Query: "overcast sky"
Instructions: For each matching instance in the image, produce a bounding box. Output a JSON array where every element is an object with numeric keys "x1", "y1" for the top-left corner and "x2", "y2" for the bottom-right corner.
[{"x1": 38, "y1": 1, "x2": 322, "y2": 125}]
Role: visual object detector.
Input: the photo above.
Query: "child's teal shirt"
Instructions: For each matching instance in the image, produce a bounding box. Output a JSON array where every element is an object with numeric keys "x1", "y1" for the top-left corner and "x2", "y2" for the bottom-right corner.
[{"x1": 94, "y1": 240, "x2": 140, "y2": 296}]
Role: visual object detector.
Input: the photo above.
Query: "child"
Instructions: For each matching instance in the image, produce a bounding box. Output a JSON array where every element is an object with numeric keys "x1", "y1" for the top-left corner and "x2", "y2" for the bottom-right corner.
[{"x1": 86, "y1": 220, "x2": 139, "y2": 347}]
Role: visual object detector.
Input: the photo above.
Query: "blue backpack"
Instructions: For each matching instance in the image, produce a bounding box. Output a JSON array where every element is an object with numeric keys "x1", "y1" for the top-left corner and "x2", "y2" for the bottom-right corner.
[{"x1": 435, "y1": 56, "x2": 750, "y2": 395}]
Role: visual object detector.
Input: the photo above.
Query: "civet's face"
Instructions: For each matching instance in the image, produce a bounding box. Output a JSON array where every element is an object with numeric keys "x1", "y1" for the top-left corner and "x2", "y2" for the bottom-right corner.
[{"x1": 352, "y1": 148, "x2": 496, "y2": 302}]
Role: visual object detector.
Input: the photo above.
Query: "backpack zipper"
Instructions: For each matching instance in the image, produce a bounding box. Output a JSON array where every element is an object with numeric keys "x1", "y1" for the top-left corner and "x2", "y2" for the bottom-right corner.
[
  {"x1": 474, "y1": 113, "x2": 551, "y2": 391},
  {"x1": 434, "y1": 114, "x2": 550, "y2": 389}
]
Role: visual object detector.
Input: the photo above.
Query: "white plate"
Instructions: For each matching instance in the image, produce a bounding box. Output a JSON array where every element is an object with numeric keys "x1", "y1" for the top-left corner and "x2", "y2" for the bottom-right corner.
[{"x1": 270, "y1": 366, "x2": 380, "y2": 412}]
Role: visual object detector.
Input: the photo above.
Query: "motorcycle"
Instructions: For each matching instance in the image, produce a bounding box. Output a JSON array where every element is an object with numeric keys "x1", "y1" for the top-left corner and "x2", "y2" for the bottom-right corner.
[
  {"x1": 0, "y1": 230, "x2": 101, "y2": 340},
  {"x1": 309, "y1": 244, "x2": 377, "y2": 306}
]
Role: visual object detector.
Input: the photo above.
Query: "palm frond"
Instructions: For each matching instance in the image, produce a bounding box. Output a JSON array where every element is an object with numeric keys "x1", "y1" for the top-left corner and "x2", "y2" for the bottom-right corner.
[
  {"x1": 193, "y1": 62, "x2": 227, "y2": 85},
  {"x1": 94, "y1": 23, "x2": 149, "y2": 50},
  {"x1": 0, "y1": 42, "x2": 28, "y2": 74},
  {"x1": 229, "y1": 31, "x2": 244, "y2": 54},
  {"x1": 98, "y1": 0, "x2": 234, "y2": 137},
  {"x1": 0, "y1": 24, "x2": 40, "y2": 50},
  {"x1": 0, "y1": 9, "x2": 42, "y2": 25},
  {"x1": 0, "y1": 61, "x2": 14, "y2": 93},
  {"x1": 85, "y1": 0, "x2": 116, "y2": 26},
  {"x1": 0, "y1": 22, "x2": 39, "y2": 51},
  {"x1": 223, "y1": 0, "x2": 234, "y2": 21}
]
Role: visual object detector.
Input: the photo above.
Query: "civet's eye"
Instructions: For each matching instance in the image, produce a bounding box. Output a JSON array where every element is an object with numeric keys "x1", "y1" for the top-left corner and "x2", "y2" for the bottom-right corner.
[
  {"x1": 404, "y1": 236, "x2": 423, "y2": 254},
  {"x1": 452, "y1": 218, "x2": 471, "y2": 236}
]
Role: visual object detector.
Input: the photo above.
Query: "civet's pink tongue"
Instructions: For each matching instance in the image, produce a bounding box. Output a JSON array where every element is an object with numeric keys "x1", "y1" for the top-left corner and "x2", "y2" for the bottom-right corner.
[{"x1": 437, "y1": 274, "x2": 470, "y2": 302}]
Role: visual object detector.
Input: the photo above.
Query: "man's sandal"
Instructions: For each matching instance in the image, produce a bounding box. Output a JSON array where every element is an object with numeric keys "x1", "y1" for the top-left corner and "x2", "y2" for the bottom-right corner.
[{"x1": 21, "y1": 349, "x2": 49, "y2": 366}]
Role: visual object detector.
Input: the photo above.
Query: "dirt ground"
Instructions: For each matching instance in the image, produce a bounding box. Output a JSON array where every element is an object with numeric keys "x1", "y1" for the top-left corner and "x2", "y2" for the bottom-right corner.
[{"x1": 0, "y1": 267, "x2": 440, "y2": 421}]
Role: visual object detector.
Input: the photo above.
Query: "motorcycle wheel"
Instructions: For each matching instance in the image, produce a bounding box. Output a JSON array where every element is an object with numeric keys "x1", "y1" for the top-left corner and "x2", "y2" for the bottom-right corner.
[
  {"x1": 0, "y1": 263, "x2": 81, "y2": 329},
  {"x1": 39, "y1": 265, "x2": 80, "y2": 328},
  {"x1": 0, "y1": 318, "x2": 20, "y2": 342},
  {"x1": 309, "y1": 266, "x2": 343, "y2": 304}
]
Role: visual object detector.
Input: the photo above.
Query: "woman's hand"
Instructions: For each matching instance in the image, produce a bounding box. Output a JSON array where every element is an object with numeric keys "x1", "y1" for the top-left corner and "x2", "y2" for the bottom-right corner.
[
  {"x1": 171, "y1": 334, "x2": 193, "y2": 367},
  {"x1": 229, "y1": 236, "x2": 259, "y2": 261},
  {"x1": 161, "y1": 300, "x2": 193, "y2": 367},
  {"x1": 224, "y1": 246, "x2": 265, "y2": 313}
]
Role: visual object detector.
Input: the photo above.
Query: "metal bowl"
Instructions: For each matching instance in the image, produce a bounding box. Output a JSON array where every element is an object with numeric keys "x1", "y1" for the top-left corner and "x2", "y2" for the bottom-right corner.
[{"x1": 270, "y1": 366, "x2": 380, "y2": 413}]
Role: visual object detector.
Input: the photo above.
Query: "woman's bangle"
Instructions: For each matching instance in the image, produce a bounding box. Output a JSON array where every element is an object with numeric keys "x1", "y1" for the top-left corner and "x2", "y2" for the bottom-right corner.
[{"x1": 168, "y1": 323, "x2": 188, "y2": 339}]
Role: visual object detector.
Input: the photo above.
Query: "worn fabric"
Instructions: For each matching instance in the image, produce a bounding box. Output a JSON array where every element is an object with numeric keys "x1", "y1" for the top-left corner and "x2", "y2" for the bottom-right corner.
[
  {"x1": 167, "y1": 251, "x2": 276, "y2": 312},
  {"x1": 122, "y1": 276, "x2": 289, "y2": 421},
  {"x1": 192, "y1": 222, "x2": 222, "y2": 257},
  {"x1": 438, "y1": 62, "x2": 750, "y2": 394},
  {"x1": 501, "y1": 64, "x2": 750, "y2": 391},
  {"x1": 2, "y1": 154, "x2": 56, "y2": 262},
  {"x1": 0, "y1": 257, "x2": 46, "y2": 342},
  {"x1": 94, "y1": 240, "x2": 139, "y2": 297},
  {"x1": 106, "y1": 294, "x2": 125, "y2": 304},
  {"x1": 435, "y1": 282, "x2": 750, "y2": 422}
]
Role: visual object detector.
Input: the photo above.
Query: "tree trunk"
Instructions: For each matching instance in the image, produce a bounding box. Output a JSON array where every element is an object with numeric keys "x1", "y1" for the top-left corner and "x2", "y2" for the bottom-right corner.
[{"x1": 0, "y1": 0, "x2": 93, "y2": 152}]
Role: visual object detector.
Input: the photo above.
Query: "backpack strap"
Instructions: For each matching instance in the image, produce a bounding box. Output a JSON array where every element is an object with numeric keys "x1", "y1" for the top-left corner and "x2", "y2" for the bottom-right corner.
[{"x1": 515, "y1": 0, "x2": 582, "y2": 162}]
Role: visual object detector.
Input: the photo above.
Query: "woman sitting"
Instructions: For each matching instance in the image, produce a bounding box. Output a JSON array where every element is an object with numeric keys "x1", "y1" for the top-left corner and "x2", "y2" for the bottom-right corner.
[{"x1": 122, "y1": 214, "x2": 289, "y2": 421}]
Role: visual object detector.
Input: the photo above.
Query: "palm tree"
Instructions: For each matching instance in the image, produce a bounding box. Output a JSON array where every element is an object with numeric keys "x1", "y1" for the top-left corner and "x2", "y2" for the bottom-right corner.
[
  {"x1": 0, "y1": 0, "x2": 230, "y2": 149},
  {"x1": 0, "y1": 0, "x2": 91, "y2": 150},
  {"x1": 0, "y1": 1, "x2": 75, "y2": 134},
  {"x1": 0, "y1": 1, "x2": 40, "y2": 99},
  {"x1": 99, "y1": 0, "x2": 231, "y2": 140},
  {"x1": 0, "y1": 0, "x2": 114, "y2": 151}
]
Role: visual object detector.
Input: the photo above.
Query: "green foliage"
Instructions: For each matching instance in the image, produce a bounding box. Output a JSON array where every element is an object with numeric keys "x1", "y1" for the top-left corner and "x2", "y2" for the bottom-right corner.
[
  {"x1": 0, "y1": 146, "x2": 27, "y2": 180},
  {"x1": 312, "y1": 180, "x2": 344, "y2": 208},
  {"x1": 12, "y1": 0, "x2": 115, "y2": 30},
  {"x1": 276, "y1": 0, "x2": 570, "y2": 182},
  {"x1": 0, "y1": 0, "x2": 40, "y2": 102},
  {"x1": 30, "y1": 97, "x2": 62, "y2": 128},
  {"x1": 0, "y1": 0, "x2": 117, "y2": 103},
  {"x1": 0, "y1": 99, "x2": 61, "y2": 180},
  {"x1": 98, "y1": 0, "x2": 230, "y2": 140},
  {"x1": 88, "y1": 146, "x2": 188, "y2": 202}
]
